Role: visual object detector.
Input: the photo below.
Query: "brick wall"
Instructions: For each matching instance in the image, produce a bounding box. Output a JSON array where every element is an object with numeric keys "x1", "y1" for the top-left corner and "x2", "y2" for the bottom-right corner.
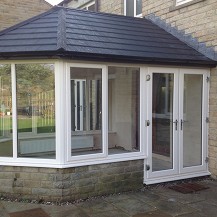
[
  {"x1": 0, "y1": 160, "x2": 144, "y2": 202},
  {"x1": 209, "y1": 68, "x2": 217, "y2": 178},
  {"x1": 0, "y1": 0, "x2": 51, "y2": 31},
  {"x1": 142, "y1": 0, "x2": 217, "y2": 60},
  {"x1": 98, "y1": 0, "x2": 124, "y2": 15}
]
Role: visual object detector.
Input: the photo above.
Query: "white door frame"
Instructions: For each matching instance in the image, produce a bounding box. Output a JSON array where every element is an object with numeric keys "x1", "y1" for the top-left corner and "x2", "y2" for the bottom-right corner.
[
  {"x1": 179, "y1": 69, "x2": 209, "y2": 174},
  {"x1": 146, "y1": 67, "x2": 179, "y2": 179},
  {"x1": 145, "y1": 67, "x2": 209, "y2": 184}
]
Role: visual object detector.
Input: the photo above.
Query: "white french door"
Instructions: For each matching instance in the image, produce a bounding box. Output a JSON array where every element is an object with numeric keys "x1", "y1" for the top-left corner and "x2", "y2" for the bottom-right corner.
[{"x1": 145, "y1": 68, "x2": 209, "y2": 183}]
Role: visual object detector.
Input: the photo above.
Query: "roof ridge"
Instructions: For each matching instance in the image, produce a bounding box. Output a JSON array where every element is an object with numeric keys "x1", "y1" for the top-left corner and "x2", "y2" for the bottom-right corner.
[
  {"x1": 57, "y1": 8, "x2": 67, "y2": 51},
  {"x1": 0, "y1": 6, "x2": 60, "y2": 37}
]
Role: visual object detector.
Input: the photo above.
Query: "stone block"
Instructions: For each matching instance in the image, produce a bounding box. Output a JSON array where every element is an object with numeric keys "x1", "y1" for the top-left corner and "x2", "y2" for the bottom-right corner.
[{"x1": 0, "y1": 0, "x2": 51, "y2": 31}]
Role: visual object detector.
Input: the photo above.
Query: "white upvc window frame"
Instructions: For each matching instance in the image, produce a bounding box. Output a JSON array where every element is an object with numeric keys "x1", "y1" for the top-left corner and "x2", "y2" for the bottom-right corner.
[
  {"x1": 80, "y1": 1, "x2": 96, "y2": 11},
  {"x1": 0, "y1": 60, "x2": 61, "y2": 167},
  {"x1": 124, "y1": 0, "x2": 143, "y2": 18},
  {"x1": 65, "y1": 62, "x2": 146, "y2": 166},
  {"x1": 66, "y1": 63, "x2": 108, "y2": 163},
  {"x1": 0, "y1": 60, "x2": 209, "y2": 173},
  {"x1": 176, "y1": 0, "x2": 193, "y2": 6},
  {"x1": 0, "y1": 60, "x2": 146, "y2": 168}
]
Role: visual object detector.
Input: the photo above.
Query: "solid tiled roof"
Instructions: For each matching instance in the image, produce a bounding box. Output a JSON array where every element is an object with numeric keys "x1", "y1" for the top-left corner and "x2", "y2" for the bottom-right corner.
[{"x1": 0, "y1": 6, "x2": 215, "y2": 66}]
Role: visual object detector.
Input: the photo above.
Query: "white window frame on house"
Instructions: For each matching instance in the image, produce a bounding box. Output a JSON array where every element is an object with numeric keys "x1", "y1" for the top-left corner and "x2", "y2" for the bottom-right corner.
[
  {"x1": 0, "y1": 60, "x2": 147, "y2": 168},
  {"x1": 0, "y1": 60, "x2": 60, "y2": 167},
  {"x1": 0, "y1": 59, "x2": 210, "y2": 184},
  {"x1": 124, "y1": 0, "x2": 142, "y2": 17},
  {"x1": 80, "y1": 1, "x2": 96, "y2": 11},
  {"x1": 176, "y1": 0, "x2": 193, "y2": 6},
  {"x1": 65, "y1": 62, "x2": 146, "y2": 166}
]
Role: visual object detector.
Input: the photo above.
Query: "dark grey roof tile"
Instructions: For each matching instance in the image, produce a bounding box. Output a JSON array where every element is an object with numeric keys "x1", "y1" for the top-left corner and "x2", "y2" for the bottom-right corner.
[{"x1": 0, "y1": 6, "x2": 215, "y2": 66}]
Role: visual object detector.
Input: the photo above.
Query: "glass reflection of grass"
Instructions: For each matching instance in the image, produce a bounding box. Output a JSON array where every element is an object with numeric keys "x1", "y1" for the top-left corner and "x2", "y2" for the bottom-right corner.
[
  {"x1": 18, "y1": 117, "x2": 55, "y2": 133},
  {"x1": 0, "y1": 140, "x2": 13, "y2": 157}
]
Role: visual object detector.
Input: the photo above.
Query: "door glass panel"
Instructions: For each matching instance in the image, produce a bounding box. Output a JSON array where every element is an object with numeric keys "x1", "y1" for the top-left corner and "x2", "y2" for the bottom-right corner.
[
  {"x1": 152, "y1": 73, "x2": 174, "y2": 172},
  {"x1": 70, "y1": 67, "x2": 102, "y2": 156},
  {"x1": 183, "y1": 74, "x2": 203, "y2": 167}
]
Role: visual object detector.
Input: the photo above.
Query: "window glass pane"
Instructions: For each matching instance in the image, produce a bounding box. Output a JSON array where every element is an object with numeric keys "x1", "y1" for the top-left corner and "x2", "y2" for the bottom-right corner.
[
  {"x1": 152, "y1": 73, "x2": 174, "y2": 172},
  {"x1": 126, "y1": 0, "x2": 134, "y2": 16},
  {"x1": 176, "y1": 0, "x2": 192, "y2": 6},
  {"x1": 0, "y1": 64, "x2": 12, "y2": 157},
  {"x1": 70, "y1": 67, "x2": 102, "y2": 156},
  {"x1": 108, "y1": 67, "x2": 140, "y2": 155},
  {"x1": 87, "y1": 4, "x2": 95, "y2": 11},
  {"x1": 183, "y1": 74, "x2": 203, "y2": 167},
  {"x1": 136, "y1": 0, "x2": 142, "y2": 15},
  {"x1": 16, "y1": 64, "x2": 55, "y2": 159}
]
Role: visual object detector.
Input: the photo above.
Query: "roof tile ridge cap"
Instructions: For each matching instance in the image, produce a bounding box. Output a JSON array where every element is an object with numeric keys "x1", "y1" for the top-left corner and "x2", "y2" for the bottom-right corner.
[
  {"x1": 0, "y1": 6, "x2": 60, "y2": 37},
  {"x1": 57, "y1": 8, "x2": 67, "y2": 51}
]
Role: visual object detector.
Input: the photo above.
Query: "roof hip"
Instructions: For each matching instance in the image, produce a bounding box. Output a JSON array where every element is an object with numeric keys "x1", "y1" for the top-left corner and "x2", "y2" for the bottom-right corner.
[{"x1": 57, "y1": 8, "x2": 67, "y2": 51}]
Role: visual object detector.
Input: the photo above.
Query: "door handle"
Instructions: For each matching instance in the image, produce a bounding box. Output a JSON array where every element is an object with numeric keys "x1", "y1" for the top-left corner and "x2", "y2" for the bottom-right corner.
[
  {"x1": 173, "y1": 119, "x2": 178, "y2": 130},
  {"x1": 181, "y1": 119, "x2": 187, "y2": 130}
]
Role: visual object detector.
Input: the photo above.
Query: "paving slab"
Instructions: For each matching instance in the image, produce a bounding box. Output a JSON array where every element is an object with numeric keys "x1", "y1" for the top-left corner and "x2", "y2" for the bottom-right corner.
[
  {"x1": 88, "y1": 209, "x2": 130, "y2": 217},
  {"x1": 0, "y1": 202, "x2": 10, "y2": 217},
  {"x1": 9, "y1": 208, "x2": 50, "y2": 217},
  {"x1": 2, "y1": 201, "x2": 40, "y2": 213},
  {"x1": 41, "y1": 204, "x2": 89, "y2": 217},
  {"x1": 176, "y1": 212, "x2": 204, "y2": 217},
  {"x1": 132, "y1": 210, "x2": 172, "y2": 217},
  {"x1": 151, "y1": 199, "x2": 196, "y2": 217},
  {"x1": 103, "y1": 193, "x2": 133, "y2": 203},
  {"x1": 131, "y1": 190, "x2": 165, "y2": 204},
  {"x1": 188, "y1": 201, "x2": 217, "y2": 217},
  {"x1": 75, "y1": 199, "x2": 117, "y2": 215},
  {"x1": 109, "y1": 197, "x2": 156, "y2": 216}
]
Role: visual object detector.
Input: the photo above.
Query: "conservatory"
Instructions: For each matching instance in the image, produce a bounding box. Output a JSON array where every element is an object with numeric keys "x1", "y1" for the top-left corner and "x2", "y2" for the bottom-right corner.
[{"x1": 0, "y1": 6, "x2": 215, "y2": 200}]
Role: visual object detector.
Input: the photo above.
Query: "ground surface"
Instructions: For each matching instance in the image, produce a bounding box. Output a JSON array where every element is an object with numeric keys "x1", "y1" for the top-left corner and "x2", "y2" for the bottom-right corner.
[{"x1": 1, "y1": 179, "x2": 217, "y2": 217}]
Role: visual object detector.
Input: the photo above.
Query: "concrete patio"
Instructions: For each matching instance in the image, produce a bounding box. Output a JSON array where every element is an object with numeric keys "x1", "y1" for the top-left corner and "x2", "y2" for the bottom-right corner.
[{"x1": 0, "y1": 179, "x2": 217, "y2": 217}]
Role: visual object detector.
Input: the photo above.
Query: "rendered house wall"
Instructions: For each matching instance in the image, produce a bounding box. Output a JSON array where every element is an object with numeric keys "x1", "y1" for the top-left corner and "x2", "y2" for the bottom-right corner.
[{"x1": 0, "y1": 0, "x2": 51, "y2": 31}]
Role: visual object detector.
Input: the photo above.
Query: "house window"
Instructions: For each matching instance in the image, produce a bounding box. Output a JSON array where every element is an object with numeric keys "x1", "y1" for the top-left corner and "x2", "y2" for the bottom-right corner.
[
  {"x1": 108, "y1": 67, "x2": 140, "y2": 154},
  {"x1": 0, "y1": 64, "x2": 13, "y2": 157},
  {"x1": 16, "y1": 64, "x2": 56, "y2": 159},
  {"x1": 125, "y1": 0, "x2": 142, "y2": 17},
  {"x1": 176, "y1": 0, "x2": 193, "y2": 6},
  {"x1": 67, "y1": 64, "x2": 141, "y2": 161},
  {"x1": 81, "y1": 1, "x2": 96, "y2": 11},
  {"x1": 70, "y1": 67, "x2": 102, "y2": 156}
]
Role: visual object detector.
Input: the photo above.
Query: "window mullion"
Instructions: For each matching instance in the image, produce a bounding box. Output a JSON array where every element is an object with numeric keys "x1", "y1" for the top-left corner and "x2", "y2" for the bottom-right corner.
[
  {"x1": 134, "y1": 0, "x2": 136, "y2": 17},
  {"x1": 102, "y1": 66, "x2": 108, "y2": 157},
  {"x1": 11, "y1": 63, "x2": 18, "y2": 159}
]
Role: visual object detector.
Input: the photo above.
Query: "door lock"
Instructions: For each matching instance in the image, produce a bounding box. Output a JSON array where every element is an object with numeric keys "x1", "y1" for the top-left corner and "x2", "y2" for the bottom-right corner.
[{"x1": 145, "y1": 164, "x2": 150, "y2": 171}]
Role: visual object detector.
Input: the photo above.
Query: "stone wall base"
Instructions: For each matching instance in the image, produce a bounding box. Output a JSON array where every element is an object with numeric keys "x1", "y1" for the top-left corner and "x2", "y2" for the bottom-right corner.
[{"x1": 0, "y1": 160, "x2": 144, "y2": 202}]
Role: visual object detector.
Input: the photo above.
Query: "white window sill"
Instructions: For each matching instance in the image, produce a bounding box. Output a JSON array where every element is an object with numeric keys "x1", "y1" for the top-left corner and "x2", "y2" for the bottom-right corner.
[
  {"x1": 0, "y1": 153, "x2": 146, "y2": 168},
  {"x1": 170, "y1": 0, "x2": 205, "y2": 11}
]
